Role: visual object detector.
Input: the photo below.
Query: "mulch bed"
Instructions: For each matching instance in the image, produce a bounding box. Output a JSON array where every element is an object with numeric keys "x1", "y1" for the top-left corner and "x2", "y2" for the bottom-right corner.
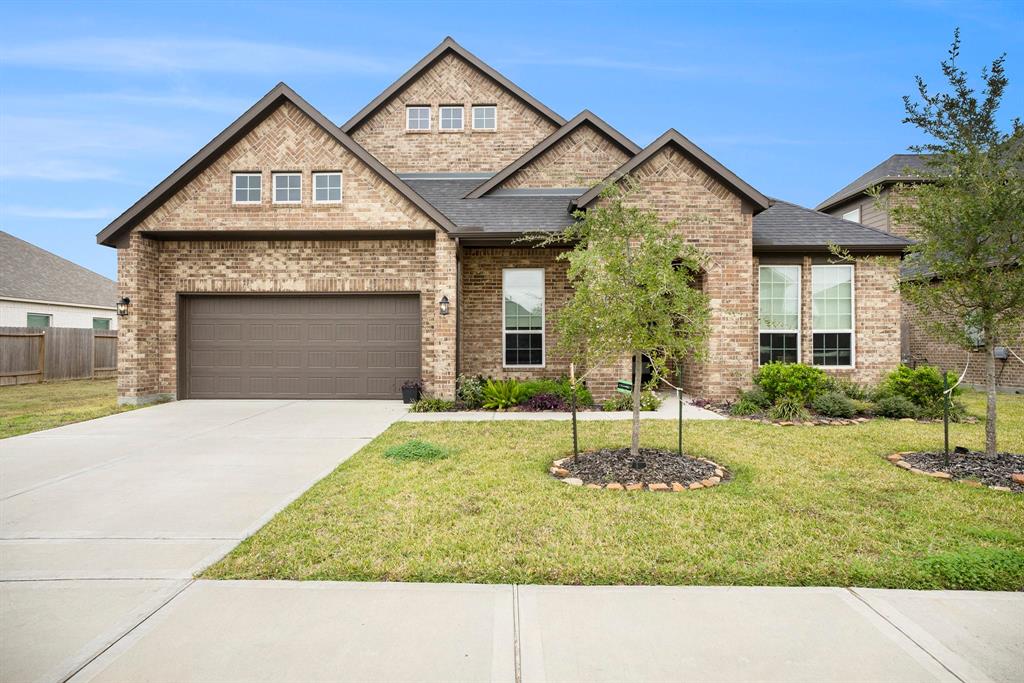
[
  {"x1": 898, "y1": 450, "x2": 1024, "y2": 492},
  {"x1": 555, "y1": 448, "x2": 727, "y2": 490}
]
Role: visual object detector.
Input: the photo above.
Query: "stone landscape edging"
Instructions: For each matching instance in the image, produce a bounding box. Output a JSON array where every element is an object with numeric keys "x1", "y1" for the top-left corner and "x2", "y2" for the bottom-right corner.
[{"x1": 882, "y1": 451, "x2": 1020, "y2": 492}]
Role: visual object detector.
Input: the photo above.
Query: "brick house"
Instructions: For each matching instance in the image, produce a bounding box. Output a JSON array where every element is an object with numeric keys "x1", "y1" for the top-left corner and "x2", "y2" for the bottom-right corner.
[
  {"x1": 98, "y1": 37, "x2": 911, "y2": 405},
  {"x1": 819, "y1": 154, "x2": 1024, "y2": 391}
]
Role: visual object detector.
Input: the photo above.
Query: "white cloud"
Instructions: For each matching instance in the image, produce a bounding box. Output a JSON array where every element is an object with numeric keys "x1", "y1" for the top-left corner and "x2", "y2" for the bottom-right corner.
[
  {"x1": 0, "y1": 205, "x2": 114, "y2": 220},
  {"x1": 0, "y1": 37, "x2": 397, "y2": 75}
]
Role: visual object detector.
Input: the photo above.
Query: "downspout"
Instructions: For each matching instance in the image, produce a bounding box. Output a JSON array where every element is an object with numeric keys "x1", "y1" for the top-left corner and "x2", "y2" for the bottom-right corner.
[{"x1": 455, "y1": 236, "x2": 462, "y2": 380}]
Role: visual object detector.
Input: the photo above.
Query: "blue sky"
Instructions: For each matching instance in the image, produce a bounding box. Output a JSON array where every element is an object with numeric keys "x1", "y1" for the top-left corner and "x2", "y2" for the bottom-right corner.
[{"x1": 1, "y1": 1, "x2": 1021, "y2": 280}]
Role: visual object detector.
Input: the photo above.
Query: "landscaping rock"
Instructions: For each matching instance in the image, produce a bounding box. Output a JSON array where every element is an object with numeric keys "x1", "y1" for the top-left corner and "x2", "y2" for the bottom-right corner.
[
  {"x1": 707, "y1": 476, "x2": 722, "y2": 485},
  {"x1": 963, "y1": 480, "x2": 984, "y2": 487},
  {"x1": 688, "y1": 482, "x2": 704, "y2": 490},
  {"x1": 625, "y1": 483, "x2": 644, "y2": 491},
  {"x1": 648, "y1": 483, "x2": 669, "y2": 492},
  {"x1": 553, "y1": 458, "x2": 567, "y2": 467},
  {"x1": 929, "y1": 471, "x2": 952, "y2": 479},
  {"x1": 899, "y1": 417, "x2": 915, "y2": 422},
  {"x1": 585, "y1": 483, "x2": 602, "y2": 489},
  {"x1": 886, "y1": 454, "x2": 904, "y2": 462},
  {"x1": 990, "y1": 486, "x2": 1012, "y2": 492},
  {"x1": 671, "y1": 482, "x2": 686, "y2": 492},
  {"x1": 714, "y1": 468, "x2": 724, "y2": 478},
  {"x1": 550, "y1": 467, "x2": 570, "y2": 477},
  {"x1": 896, "y1": 461, "x2": 912, "y2": 470},
  {"x1": 779, "y1": 421, "x2": 794, "y2": 427},
  {"x1": 1011, "y1": 473, "x2": 1024, "y2": 485},
  {"x1": 605, "y1": 483, "x2": 624, "y2": 490},
  {"x1": 563, "y1": 478, "x2": 583, "y2": 486}
]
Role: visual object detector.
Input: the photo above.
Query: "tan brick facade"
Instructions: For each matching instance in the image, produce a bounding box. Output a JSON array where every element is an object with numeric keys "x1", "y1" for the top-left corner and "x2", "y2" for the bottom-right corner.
[
  {"x1": 495, "y1": 123, "x2": 631, "y2": 190},
  {"x1": 349, "y1": 53, "x2": 558, "y2": 173}
]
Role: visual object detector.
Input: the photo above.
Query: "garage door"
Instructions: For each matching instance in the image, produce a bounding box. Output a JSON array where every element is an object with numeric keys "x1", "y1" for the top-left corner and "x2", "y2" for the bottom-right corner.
[{"x1": 181, "y1": 295, "x2": 421, "y2": 399}]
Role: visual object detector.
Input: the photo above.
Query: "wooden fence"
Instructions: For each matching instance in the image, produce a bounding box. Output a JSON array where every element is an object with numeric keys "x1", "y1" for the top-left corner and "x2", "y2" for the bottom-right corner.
[{"x1": 0, "y1": 327, "x2": 117, "y2": 386}]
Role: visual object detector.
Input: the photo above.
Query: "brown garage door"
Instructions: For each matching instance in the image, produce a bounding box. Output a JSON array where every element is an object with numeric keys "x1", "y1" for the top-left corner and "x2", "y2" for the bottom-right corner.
[{"x1": 181, "y1": 295, "x2": 420, "y2": 399}]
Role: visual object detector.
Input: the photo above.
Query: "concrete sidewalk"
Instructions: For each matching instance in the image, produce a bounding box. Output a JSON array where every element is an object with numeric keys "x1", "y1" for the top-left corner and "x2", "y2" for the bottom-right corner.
[{"x1": 70, "y1": 581, "x2": 1022, "y2": 683}]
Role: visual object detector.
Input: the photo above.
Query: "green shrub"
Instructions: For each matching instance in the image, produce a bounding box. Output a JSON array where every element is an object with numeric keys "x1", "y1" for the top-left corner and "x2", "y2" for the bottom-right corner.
[
  {"x1": 520, "y1": 378, "x2": 593, "y2": 406},
  {"x1": 920, "y1": 547, "x2": 1024, "y2": 591},
  {"x1": 730, "y1": 398, "x2": 761, "y2": 416},
  {"x1": 409, "y1": 397, "x2": 455, "y2": 413},
  {"x1": 602, "y1": 390, "x2": 661, "y2": 412},
  {"x1": 383, "y1": 439, "x2": 449, "y2": 461},
  {"x1": 879, "y1": 364, "x2": 961, "y2": 414},
  {"x1": 737, "y1": 387, "x2": 770, "y2": 410},
  {"x1": 755, "y1": 363, "x2": 828, "y2": 404},
  {"x1": 824, "y1": 376, "x2": 869, "y2": 401},
  {"x1": 874, "y1": 394, "x2": 921, "y2": 419},
  {"x1": 850, "y1": 399, "x2": 876, "y2": 415},
  {"x1": 481, "y1": 379, "x2": 528, "y2": 409},
  {"x1": 456, "y1": 374, "x2": 486, "y2": 408},
  {"x1": 811, "y1": 391, "x2": 857, "y2": 418},
  {"x1": 768, "y1": 396, "x2": 811, "y2": 422}
]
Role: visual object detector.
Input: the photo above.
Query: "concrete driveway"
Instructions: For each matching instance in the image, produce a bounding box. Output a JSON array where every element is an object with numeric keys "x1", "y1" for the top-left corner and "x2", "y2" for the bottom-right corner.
[{"x1": 0, "y1": 399, "x2": 407, "y2": 683}]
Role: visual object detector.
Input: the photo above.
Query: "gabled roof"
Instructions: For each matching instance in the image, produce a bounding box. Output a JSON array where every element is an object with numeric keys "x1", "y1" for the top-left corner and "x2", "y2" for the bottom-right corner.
[
  {"x1": 753, "y1": 199, "x2": 911, "y2": 254},
  {"x1": 96, "y1": 82, "x2": 455, "y2": 246},
  {"x1": 816, "y1": 153, "x2": 931, "y2": 212},
  {"x1": 463, "y1": 110, "x2": 640, "y2": 199},
  {"x1": 340, "y1": 36, "x2": 565, "y2": 134},
  {"x1": 1, "y1": 231, "x2": 117, "y2": 308},
  {"x1": 572, "y1": 129, "x2": 771, "y2": 212}
]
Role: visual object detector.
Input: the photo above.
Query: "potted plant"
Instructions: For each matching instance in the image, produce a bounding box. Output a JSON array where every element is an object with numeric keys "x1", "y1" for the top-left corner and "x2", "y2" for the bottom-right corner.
[{"x1": 401, "y1": 379, "x2": 423, "y2": 404}]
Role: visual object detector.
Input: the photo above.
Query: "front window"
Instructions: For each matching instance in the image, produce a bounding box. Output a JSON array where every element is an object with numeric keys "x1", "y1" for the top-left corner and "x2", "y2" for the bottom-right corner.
[
  {"x1": 92, "y1": 318, "x2": 111, "y2": 330},
  {"x1": 503, "y1": 268, "x2": 544, "y2": 367},
  {"x1": 812, "y1": 264, "x2": 855, "y2": 366},
  {"x1": 439, "y1": 106, "x2": 464, "y2": 130},
  {"x1": 406, "y1": 106, "x2": 430, "y2": 130},
  {"x1": 232, "y1": 173, "x2": 261, "y2": 204},
  {"x1": 272, "y1": 173, "x2": 301, "y2": 204},
  {"x1": 313, "y1": 172, "x2": 342, "y2": 204},
  {"x1": 758, "y1": 265, "x2": 800, "y2": 364},
  {"x1": 472, "y1": 105, "x2": 496, "y2": 130},
  {"x1": 27, "y1": 313, "x2": 51, "y2": 329}
]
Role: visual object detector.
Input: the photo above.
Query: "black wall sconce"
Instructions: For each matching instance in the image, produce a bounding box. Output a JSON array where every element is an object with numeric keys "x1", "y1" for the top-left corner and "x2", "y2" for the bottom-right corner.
[
  {"x1": 439, "y1": 295, "x2": 450, "y2": 316},
  {"x1": 116, "y1": 297, "x2": 131, "y2": 317}
]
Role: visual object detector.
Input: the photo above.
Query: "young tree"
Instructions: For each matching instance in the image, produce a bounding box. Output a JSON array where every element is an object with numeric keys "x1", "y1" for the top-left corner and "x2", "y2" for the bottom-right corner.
[
  {"x1": 894, "y1": 29, "x2": 1024, "y2": 457},
  {"x1": 531, "y1": 183, "x2": 711, "y2": 457}
]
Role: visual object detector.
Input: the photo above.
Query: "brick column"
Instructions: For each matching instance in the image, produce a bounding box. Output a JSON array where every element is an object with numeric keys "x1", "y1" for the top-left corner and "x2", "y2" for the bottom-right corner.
[
  {"x1": 116, "y1": 232, "x2": 166, "y2": 405},
  {"x1": 432, "y1": 230, "x2": 458, "y2": 398}
]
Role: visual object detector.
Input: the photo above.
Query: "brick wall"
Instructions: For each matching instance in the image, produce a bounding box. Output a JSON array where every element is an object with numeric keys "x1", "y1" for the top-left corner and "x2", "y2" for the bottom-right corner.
[
  {"x1": 349, "y1": 53, "x2": 558, "y2": 173},
  {"x1": 496, "y1": 123, "x2": 630, "y2": 190}
]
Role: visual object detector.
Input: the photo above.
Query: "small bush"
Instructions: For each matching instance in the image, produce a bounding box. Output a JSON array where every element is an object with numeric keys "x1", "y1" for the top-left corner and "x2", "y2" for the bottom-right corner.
[
  {"x1": 481, "y1": 379, "x2": 528, "y2": 409},
  {"x1": 920, "y1": 547, "x2": 1024, "y2": 591},
  {"x1": 602, "y1": 390, "x2": 661, "y2": 412},
  {"x1": 768, "y1": 396, "x2": 811, "y2": 422},
  {"x1": 730, "y1": 396, "x2": 764, "y2": 416},
  {"x1": 850, "y1": 399, "x2": 876, "y2": 415},
  {"x1": 811, "y1": 391, "x2": 857, "y2": 418},
  {"x1": 383, "y1": 439, "x2": 449, "y2": 461},
  {"x1": 824, "y1": 376, "x2": 869, "y2": 400},
  {"x1": 520, "y1": 378, "x2": 593, "y2": 406},
  {"x1": 880, "y1": 364, "x2": 960, "y2": 414},
  {"x1": 740, "y1": 387, "x2": 771, "y2": 409},
  {"x1": 874, "y1": 394, "x2": 921, "y2": 419},
  {"x1": 409, "y1": 397, "x2": 455, "y2": 413},
  {"x1": 521, "y1": 393, "x2": 567, "y2": 412},
  {"x1": 755, "y1": 363, "x2": 828, "y2": 404},
  {"x1": 456, "y1": 374, "x2": 486, "y2": 409}
]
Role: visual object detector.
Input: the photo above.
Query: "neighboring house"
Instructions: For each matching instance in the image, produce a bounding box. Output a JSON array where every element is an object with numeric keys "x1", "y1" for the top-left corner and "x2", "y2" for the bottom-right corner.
[
  {"x1": 97, "y1": 37, "x2": 909, "y2": 405},
  {"x1": 0, "y1": 231, "x2": 118, "y2": 331},
  {"x1": 818, "y1": 155, "x2": 1023, "y2": 391}
]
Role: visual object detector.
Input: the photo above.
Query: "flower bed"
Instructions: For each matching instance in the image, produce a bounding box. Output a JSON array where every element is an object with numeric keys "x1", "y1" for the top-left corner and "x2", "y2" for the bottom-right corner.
[
  {"x1": 883, "y1": 450, "x2": 1024, "y2": 492},
  {"x1": 550, "y1": 448, "x2": 729, "y2": 491}
]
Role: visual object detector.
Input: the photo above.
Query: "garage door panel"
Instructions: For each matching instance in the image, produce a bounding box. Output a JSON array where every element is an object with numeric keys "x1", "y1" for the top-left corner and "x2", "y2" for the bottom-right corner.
[{"x1": 183, "y1": 295, "x2": 420, "y2": 399}]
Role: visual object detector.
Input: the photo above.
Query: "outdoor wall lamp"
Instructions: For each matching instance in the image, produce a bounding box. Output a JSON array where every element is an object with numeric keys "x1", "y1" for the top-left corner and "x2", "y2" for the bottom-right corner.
[
  {"x1": 439, "y1": 295, "x2": 450, "y2": 316},
  {"x1": 116, "y1": 297, "x2": 131, "y2": 317}
]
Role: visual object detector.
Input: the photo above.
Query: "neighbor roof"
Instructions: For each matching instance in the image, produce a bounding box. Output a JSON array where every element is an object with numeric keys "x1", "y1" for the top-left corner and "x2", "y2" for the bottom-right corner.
[
  {"x1": 341, "y1": 37, "x2": 566, "y2": 134},
  {"x1": 572, "y1": 129, "x2": 771, "y2": 212},
  {"x1": 0, "y1": 231, "x2": 117, "y2": 308},
  {"x1": 96, "y1": 83, "x2": 456, "y2": 246},
  {"x1": 464, "y1": 110, "x2": 641, "y2": 199},
  {"x1": 753, "y1": 199, "x2": 911, "y2": 254},
  {"x1": 816, "y1": 153, "x2": 932, "y2": 212}
]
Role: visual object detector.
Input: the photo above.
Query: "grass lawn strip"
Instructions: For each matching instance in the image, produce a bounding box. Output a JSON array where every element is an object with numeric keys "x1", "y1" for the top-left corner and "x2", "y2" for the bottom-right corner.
[{"x1": 0, "y1": 378, "x2": 134, "y2": 439}]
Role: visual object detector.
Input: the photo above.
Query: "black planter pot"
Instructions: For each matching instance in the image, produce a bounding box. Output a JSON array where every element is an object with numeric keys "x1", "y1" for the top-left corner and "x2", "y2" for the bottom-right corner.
[{"x1": 402, "y1": 387, "x2": 420, "y2": 404}]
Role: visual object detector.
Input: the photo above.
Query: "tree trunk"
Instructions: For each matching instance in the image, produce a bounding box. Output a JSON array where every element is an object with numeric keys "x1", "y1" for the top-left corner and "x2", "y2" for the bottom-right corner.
[
  {"x1": 985, "y1": 344, "x2": 997, "y2": 457},
  {"x1": 631, "y1": 352, "x2": 642, "y2": 457}
]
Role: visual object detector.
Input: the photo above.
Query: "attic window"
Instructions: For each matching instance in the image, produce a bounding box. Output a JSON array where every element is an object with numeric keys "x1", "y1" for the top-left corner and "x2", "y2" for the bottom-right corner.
[
  {"x1": 440, "y1": 106, "x2": 464, "y2": 131},
  {"x1": 232, "y1": 173, "x2": 261, "y2": 204},
  {"x1": 407, "y1": 106, "x2": 430, "y2": 131},
  {"x1": 472, "y1": 105, "x2": 496, "y2": 130},
  {"x1": 842, "y1": 207, "x2": 861, "y2": 223},
  {"x1": 313, "y1": 172, "x2": 342, "y2": 204},
  {"x1": 272, "y1": 173, "x2": 301, "y2": 204}
]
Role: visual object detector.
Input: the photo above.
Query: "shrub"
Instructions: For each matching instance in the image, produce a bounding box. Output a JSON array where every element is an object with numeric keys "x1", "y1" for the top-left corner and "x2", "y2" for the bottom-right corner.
[
  {"x1": 874, "y1": 394, "x2": 921, "y2": 419},
  {"x1": 520, "y1": 378, "x2": 593, "y2": 406},
  {"x1": 851, "y1": 399, "x2": 876, "y2": 415},
  {"x1": 730, "y1": 395, "x2": 764, "y2": 416},
  {"x1": 811, "y1": 391, "x2": 857, "y2": 418},
  {"x1": 602, "y1": 390, "x2": 661, "y2": 412},
  {"x1": 383, "y1": 439, "x2": 449, "y2": 461},
  {"x1": 879, "y1": 364, "x2": 961, "y2": 414},
  {"x1": 824, "y1": 376, "x2": 869, "y2": 401},
  {"x1": 481, "y1": 379, "x2": 528, "y2": 409},
  {"x1": 409, "y1": 397, "x2": 455, "y2": 413},
  {"x1": 456, "y1": 374, "x2": 486, "y2": 409},
  {"x1": 768, "y1": 396, "x2": 811, "y2": 422},
  {"x1": 521, "y1": 393, "x2": 568, "y2": 412},
  {"x1": 755, "y1": 363, "x2": 828, "y2": 404},
  {"x1": 741, "y1": 387, "x2": 771, "y2": 409}
]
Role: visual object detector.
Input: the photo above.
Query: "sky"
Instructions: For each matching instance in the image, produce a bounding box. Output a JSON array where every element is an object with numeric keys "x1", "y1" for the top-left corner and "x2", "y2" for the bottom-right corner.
[{"x1": 1, "y1": 1, "x2": 1021, "y2": 280}]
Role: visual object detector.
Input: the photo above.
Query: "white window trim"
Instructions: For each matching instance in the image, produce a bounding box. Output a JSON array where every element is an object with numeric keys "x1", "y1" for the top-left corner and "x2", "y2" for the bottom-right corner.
[
  {"x1": 272, "y1": 172, "x2": 302, "y2": 205},
  {"x1": 232, "y1": 172, "x2": 262, "y2": 205},
  {"x1": 439, "y1": 105, "x2": 464, "y2": 131},
  {"x1": 757, "y1": 265, "x2": 801, "y2": 366},
  {"x1": 312, "y1": 172, "x2": 343, "y2": 204},
  {"x1": 472, "y1": 105, "x2": 497, "y2": 130},
  {"x1": 811, "y1": 264, "x2": 856, "y2": 369},
  {"x1": 406, "y1": 106, "x2": 431, "y2": 131},
  {"x1": 502, "y1": 268, "x2": 545, "y2": 369},
  {"x1": 842, "y1": 206, "x2": 861, "y2": 223}
]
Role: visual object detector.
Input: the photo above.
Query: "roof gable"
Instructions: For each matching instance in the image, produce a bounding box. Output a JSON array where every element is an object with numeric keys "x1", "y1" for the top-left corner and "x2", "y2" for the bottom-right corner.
[
  {"x1": 572, "y1": 129, "x2": 770, "y2": 212},
  {"x1": 464, "y1": 110, "x2": 640, "y2": 198},
  {"x1": 97, "y1": 83, "x2": 454, "y2": 246},
  {"x1": 341, "y1": 37, "x2": 565, "y2": 134},
  {"x1": 816, "y1": 153, "x2": 931, "y2": 212},
  {"x1": 1, "y1": 231, "x2": 117, "y2": 308}
]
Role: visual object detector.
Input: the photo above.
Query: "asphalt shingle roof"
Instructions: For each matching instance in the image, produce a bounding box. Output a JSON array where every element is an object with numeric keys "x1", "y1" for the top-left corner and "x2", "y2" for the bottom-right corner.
[
  {"x1": 753, "y1": 200, "x2": 911, "y2": 253},
  {"x1": 817, "y1": 154, "x2": 932, "y2": 211},
  {"x1": 0, "y1": 231, "x2": 117, "y2": 308}
]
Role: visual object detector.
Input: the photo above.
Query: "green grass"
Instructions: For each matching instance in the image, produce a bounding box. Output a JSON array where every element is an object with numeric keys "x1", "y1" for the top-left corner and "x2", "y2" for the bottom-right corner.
[
  {"x1": 205, "y1": 390, "x2": 1024, "y2": 589},
  {"x1": 0, "y1": 378, "x2": 134, "y2": 439}
]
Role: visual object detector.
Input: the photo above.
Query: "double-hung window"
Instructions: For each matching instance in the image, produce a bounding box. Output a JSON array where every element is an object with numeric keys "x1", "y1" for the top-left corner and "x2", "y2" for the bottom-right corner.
[
  {"x1": 439, "y1": 106, "x2": 463, "y2": 130},
  {"x1": 758, "y1": 265, "x2": 800, "y2": 364},
  {"x1": 313, "y1": 172, "x2": 342, "y2": 204},
  {"x1": 503, "y1": 269, "x2": 544, "y2": 367},
  {"x1": 406, "y1": 106, "x2": 430, "y2": 130},
  {"x1": 232, "y1": 173, "x2": 261, "y2": 204},
  {"x1": 472, "y1": 105, "x2": 496, "y2": 130},
  {"x1": 812, "y1": 265, "x2": 855, "y2": 366},
  {"x1": 272, "y1": 173, "x2": 301, "y2": 204}
]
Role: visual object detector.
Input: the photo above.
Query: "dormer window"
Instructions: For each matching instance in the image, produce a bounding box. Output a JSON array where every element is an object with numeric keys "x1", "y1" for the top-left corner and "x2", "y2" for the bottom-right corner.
[
  {"x1": 406, "y1": 106, "x2": 430, "y2": 130},
  {"x1": 272, "y1": 172, "x2": 301, "y2": 204},
  {"x1": 439, "y1": 106, "x2": 464, "y2": 131},
  {"x1": 232, "y1": 173, "x2": 261, "y2": 204},
  {"x1": 472, "y1": 105, "x2": 496, "y2": 130}
]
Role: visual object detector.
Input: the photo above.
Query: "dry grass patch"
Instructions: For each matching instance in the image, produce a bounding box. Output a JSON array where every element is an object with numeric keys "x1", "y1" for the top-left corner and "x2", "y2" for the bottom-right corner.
[{"x1": 0, "y1": 378, "x2": 134, "y2": 439}]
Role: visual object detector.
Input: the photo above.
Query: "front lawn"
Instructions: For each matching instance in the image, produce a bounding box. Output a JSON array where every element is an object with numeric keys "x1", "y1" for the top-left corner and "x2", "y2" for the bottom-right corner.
[
  {"x1": 206, "y1": 390, "x2": 1024, "y2": 589},
  {"x1": 0, "y1": 378, "x2": 132, "y2": 439}
]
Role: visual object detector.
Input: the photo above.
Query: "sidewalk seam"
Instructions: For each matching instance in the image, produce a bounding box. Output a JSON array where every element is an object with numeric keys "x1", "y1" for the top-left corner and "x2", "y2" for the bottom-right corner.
[{"x1": 513, "y1": 584, "x2": 522, "y2": 683}]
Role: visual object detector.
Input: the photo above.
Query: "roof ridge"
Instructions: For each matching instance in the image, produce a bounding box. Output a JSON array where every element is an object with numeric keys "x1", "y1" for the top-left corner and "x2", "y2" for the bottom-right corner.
[
  {"x1": 816, "y1": 153, "x2": 932, "y2": 211},
  {"x1": 463, "y1": 109, "x2": 641, "y2": 199},
  {"x1": 1, "y1": 231, "x2": 116, "y2": 285}
]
